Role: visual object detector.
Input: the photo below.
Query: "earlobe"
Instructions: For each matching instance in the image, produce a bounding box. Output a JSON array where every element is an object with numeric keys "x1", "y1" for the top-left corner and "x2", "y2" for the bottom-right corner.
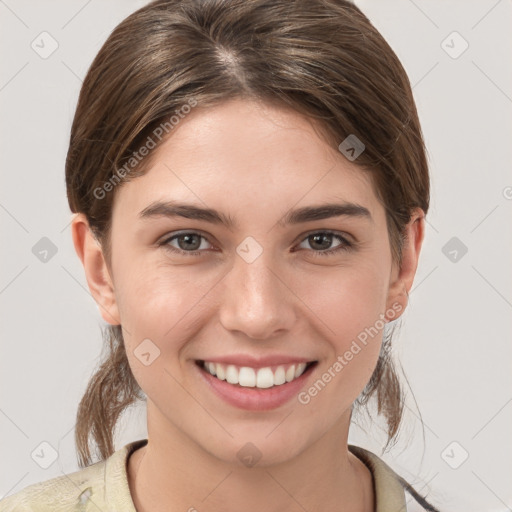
[
  {"x1": 71, "y1": 213, "x2": 121, "y2": 325},
  {"x1": 385, "y1": 208, "x2": 426, "y2": 320}
]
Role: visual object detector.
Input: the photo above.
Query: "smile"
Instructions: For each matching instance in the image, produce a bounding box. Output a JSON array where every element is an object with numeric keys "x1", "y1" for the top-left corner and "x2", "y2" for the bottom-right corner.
[{"x1": 198, "y1": 360, "x2": 316, "y2": 389}]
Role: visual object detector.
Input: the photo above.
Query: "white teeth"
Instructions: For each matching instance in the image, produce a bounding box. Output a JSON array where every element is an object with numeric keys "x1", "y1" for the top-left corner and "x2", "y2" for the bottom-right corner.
[
  {"x1": 256, "y1": 368, "x2": 274, "y2": 389},
  {"x1": 273, "y1": 366, "x2": 286, "y2": 385},
  {"x1": 207, "y1": 362, "x2": 216, "y2": 375},
  {"x1": 295, "y1": 363, "x2": 307, "y2": 378},
  {"x1": 202, "y1": 361, "x2": 311, "y2": 388},
  {"x1": 216, "y1": 364, "x2": 226, "y2": 381},
  {"x1": 238, "y1": 367, "x2": 256, "y2": 387},
  {"x1": 225, "y1": 364, "x2": 238, "y2": 384},
  {"x1": 285, "y1": 365, "x2": 296, "y2": 382}
]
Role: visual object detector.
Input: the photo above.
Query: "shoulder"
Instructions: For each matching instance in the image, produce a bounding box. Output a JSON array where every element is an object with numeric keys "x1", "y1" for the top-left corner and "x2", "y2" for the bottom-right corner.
[
  {"x1": 348, "y1": 445, "x2": 439, "y2": 512},
  {"x1": 0, "y1": 439, "x2": 147, "y2": 512},
  {"x1": 0, "y1": 461, "x2": 106, "y2": 512}
]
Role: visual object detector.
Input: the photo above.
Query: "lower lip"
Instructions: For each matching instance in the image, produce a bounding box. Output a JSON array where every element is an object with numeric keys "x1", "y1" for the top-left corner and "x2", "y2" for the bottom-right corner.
[{"x1": 195, "y1": 361, "x2": 317, "y2": 411}]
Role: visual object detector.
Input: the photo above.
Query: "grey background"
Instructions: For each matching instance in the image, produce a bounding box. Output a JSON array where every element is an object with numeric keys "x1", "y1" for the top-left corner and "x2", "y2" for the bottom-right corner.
[{"x1": 1, "y1": 1, "x2": 511, "y2": 510}]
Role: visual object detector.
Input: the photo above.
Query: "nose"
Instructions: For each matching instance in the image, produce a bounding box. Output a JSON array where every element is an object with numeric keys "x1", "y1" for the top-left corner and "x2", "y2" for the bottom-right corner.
[{"x1": 218, "y1": 250, "x2": 296, "y2": 340}]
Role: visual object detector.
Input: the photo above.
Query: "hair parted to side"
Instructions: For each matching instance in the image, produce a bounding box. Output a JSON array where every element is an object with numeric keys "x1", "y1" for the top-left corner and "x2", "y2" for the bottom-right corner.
[{"x1": 66, "y1": 0, "x2": 429, "y2": 469}]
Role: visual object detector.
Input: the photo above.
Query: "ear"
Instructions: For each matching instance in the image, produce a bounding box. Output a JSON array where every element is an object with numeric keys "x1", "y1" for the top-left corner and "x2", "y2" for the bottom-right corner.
[
  {"x1": 385, "y1": 208, "x2": 426, "y2": 320},
  {"x1": 71, "y1": 213, "x2": 121, "y2": 325}
]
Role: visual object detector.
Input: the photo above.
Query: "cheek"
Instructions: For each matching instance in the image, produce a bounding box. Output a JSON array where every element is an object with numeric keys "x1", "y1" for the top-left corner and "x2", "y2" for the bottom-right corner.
[
  {"x1": 296, "y1": 257, "x2": 390, "y2": 344},
  {"x1": 114, "y1": 258, "x2": 222, "y2": 370},
  {"x1": 115, "y1": 265, "x2": 206, "y2": 398},
  {"x1": 291, "y1": 260, "x2": 390, "y2": 405},
  {"x1": 117, "y1": 265, "x2": 199, "y2": 337}
]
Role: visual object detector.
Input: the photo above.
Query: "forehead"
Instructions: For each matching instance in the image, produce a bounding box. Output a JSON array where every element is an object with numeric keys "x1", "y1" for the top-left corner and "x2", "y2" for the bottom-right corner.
[{"x1": 112, "y1": 99, "x2": 380, "y2": 222}]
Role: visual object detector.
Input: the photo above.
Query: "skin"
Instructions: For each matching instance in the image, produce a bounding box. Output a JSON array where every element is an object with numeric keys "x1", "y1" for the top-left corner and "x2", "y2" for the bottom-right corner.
[{"x1": 72, "y1": 98, "x2": 425, "y2": 512}]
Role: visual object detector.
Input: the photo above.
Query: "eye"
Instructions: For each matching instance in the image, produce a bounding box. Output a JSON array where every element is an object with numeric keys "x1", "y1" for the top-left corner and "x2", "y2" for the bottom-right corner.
[
  {"x1": 159, "y1": 231, "x2": 213, "y2": 255},
  {"x1": 158, "y1": 230, "x2": 354, "y2": 258},
  {"x1": 295, "y1": 231, "x2": 353, "y2": 257}
]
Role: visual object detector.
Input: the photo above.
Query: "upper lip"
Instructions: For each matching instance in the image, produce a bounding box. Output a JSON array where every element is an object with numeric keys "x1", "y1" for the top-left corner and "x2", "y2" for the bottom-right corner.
[{"x1": 197, "y1": 354, "x2": 316, "y2": 369}]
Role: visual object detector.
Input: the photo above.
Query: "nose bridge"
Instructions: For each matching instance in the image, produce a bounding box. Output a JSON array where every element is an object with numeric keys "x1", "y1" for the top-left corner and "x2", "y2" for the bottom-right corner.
[{"x1": 219, "y1": 248, "x2": 294, "y2": 339}]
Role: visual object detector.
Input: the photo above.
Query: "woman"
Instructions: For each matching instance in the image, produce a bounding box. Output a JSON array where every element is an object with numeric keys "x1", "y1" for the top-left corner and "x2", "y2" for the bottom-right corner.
[{"x1": 0, "y1": 0, "x2": 440, "y2": 510}]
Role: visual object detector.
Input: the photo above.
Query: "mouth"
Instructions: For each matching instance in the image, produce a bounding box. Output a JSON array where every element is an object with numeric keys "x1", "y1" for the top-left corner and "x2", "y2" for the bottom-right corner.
[{"x1": 195, "y1": 359, "x2": 318, "y2": 389}]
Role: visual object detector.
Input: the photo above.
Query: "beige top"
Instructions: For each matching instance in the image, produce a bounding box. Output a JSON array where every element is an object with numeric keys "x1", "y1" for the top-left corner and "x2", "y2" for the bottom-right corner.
[{"x1": 0, "y1": 439, "x2": 415, "y2": 511}]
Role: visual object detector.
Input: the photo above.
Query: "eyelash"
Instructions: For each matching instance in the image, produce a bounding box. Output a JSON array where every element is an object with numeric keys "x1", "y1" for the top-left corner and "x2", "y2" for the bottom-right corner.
[{"x1": 158, "y1": 230, "x2": 354, "y2": 258}]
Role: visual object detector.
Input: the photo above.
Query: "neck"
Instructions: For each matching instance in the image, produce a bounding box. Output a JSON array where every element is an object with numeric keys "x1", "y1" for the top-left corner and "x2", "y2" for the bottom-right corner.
[{"x1": 128, "y1": 402, "x2": 374, "y2": 512}]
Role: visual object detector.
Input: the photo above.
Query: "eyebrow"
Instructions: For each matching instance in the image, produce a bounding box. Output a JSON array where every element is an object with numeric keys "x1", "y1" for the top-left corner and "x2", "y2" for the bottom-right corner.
[{"x1": 138, "y1": 200, "x2": 372, "y2": 229}]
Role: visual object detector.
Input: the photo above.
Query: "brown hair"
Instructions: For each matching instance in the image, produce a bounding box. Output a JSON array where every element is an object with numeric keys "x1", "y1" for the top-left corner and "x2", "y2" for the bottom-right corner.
[{"x1": 66, "y1": 0, "x2": 429, "y2": 469}]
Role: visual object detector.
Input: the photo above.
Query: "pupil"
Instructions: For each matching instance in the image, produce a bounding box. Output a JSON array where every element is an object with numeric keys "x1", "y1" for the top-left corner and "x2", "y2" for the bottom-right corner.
[
  {"x1": 311, "y1": 233, "x2": 331, "y2": 250},
  {"x1": 179, "y1": 234, "x2": 200, "y2": 251}
]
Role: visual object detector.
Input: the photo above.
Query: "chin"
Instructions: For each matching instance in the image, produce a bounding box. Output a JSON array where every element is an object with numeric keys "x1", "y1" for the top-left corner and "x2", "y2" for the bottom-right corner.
[{"x1": 202, "y1": 428, "x2": 313, "y2": 469}]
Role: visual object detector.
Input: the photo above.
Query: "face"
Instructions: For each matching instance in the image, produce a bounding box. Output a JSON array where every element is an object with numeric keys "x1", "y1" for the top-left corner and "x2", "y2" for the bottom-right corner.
[{"x1": 74, "y1": 98, "x2": 422, "y2": 467}]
